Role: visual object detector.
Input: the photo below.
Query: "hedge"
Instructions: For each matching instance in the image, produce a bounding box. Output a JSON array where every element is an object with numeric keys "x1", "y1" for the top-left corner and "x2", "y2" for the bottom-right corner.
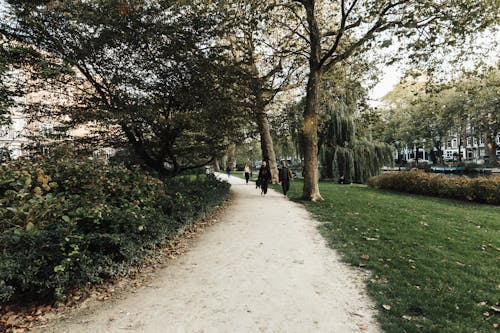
[
  {"x1": 368, "y1": 171, "x2": 500, "y2": 205},
  {"x1": 0, "y1": 155, "x2": 230, "y2": 303}
]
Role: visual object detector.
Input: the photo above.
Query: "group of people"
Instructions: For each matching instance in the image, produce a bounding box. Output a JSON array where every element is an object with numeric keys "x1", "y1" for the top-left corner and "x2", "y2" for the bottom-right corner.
[{"x1": 243, "y1": 160, "x2": 293, "y2": 197}]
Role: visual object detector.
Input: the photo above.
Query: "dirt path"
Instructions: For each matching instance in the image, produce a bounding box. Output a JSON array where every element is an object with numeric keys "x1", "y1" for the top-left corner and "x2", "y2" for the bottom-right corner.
[{"x1": 33, "y1": 175, "x2": 382, "y2": 333}]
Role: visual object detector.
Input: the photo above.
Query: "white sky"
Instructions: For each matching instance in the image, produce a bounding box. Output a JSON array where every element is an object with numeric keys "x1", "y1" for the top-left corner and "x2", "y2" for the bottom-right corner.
[{"x1": 369, "y1": 65, "x2": 401, "y2": 101}]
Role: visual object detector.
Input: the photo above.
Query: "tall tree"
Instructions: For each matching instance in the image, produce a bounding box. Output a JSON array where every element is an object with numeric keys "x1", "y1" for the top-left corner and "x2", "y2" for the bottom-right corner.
[
  {"x1": 225, "y1": 1, "x2": 304, "y2": 183},
  {"x1": 282, "y1": 0, "x2": 498, "y2": 200}
]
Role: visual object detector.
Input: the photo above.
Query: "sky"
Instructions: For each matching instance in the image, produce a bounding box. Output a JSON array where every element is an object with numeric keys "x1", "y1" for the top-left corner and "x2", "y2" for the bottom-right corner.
[{"x1": 369, "y1": 65, "x2": 401, "y2": 101}]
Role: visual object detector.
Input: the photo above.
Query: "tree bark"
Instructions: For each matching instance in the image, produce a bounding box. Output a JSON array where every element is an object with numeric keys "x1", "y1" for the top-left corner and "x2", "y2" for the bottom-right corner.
[
  {"x1": 301, "y1": 0, "x2": 323, "y2": 201},
  {"x1": 256, "y1": 102, "x2": 279, "y2": 183},
  {"x1": 485, "y1": 133, "x2": 497, "y2": 164},
  {"x1": 301, "y1": 69, "x2": 323, "y2": 201},
  {"x1": 227, "y1": 143, "x2": 236, "y2": 170},
  {"x1": 212, "y1": 157, "x2": 220, "y2": 172}
]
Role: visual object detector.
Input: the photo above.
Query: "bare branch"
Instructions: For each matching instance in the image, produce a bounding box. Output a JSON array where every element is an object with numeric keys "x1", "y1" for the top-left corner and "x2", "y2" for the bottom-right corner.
[
  {"x1": 319, "y1": 0, "x2": 360, "y2": 67},
  {"x1": 322, "y1": 0, "x2": 411, "y2": 71}
]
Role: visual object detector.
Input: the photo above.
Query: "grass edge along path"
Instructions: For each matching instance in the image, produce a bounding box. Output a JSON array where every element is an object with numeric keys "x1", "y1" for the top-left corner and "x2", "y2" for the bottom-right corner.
[{"x1": 272, "y1": 180, "x2": 499, "y2": 333}]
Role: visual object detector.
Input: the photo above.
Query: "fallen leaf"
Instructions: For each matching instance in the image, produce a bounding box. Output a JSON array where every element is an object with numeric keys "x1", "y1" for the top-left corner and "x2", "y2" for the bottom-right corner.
[
  {"x1": 382, "y1": 304, "x2": 391, "y2": 310},
  {"x1": 402, "y1": 315, "x2": 412, "y2": 320},
  {"x1": 360, "y1": 254, "x2": 370, "y2": 260},
  {"x1": 6, "y1": 314, "x2": 19, "y2": 326},
  {"x1": 357, "y1": 323, "x2": 368, "y2": 331},
  {"x1": 491, "y1": 305, "x2": 500, "y2": 313},
  {"x1": 35, "y1": 305, "x2": 51, "y2": 315}
]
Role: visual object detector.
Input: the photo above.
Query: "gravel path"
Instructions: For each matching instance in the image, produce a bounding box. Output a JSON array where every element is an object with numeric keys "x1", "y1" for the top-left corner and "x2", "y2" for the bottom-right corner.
[{"x1": 33, "y1": 174, "x2": 382, "y2": 333}]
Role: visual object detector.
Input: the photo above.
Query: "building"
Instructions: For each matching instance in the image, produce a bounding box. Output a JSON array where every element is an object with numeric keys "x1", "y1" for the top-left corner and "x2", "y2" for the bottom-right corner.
[{"x1": 394, "y1": 132, "x2": 500, "y2": 165}]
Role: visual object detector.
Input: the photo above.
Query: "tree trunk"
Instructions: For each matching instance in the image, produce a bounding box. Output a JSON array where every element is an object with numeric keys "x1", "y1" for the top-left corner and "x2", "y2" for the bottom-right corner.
[
  {"x1": 256, "y1": 105, "x2": 279, "y2": 183},
  {"x1": 485, "y1": 133, "x2": 497, "y2": 164},
  {"x1": 301, "y1": 0, "x2": 323, "y2": 201},
  {"x1": 415, "y1": 144, "x2": 419, "y2": 167},
  {"x1": 227, "y1": 144, "x2": 236, "y2": 170},
  {"x1": 301, "y1": 69, "x2": 323, "y2": 201},
  {"x1": 212, "y1": 157, "x2": 220, "y2": 172}
]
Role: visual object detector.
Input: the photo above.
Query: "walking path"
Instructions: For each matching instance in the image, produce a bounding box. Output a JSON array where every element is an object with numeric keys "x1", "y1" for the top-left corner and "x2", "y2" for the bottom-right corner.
[{"x1": 33, "y1": 174, "x2": 382, "y2": 333}]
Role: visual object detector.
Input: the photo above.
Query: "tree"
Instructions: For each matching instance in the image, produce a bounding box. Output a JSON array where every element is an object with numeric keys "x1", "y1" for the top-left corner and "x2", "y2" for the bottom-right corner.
[
  {"x1": 280, "y1": 0, "x2": 498, "y2": 200},
  {"x1": 458, "y1": 66, "x2": 500, "y2": 164},
  {"x1": 225, "y1": 1, "x2": 304, "y2": 183},
  {"x1": 2, "y1": 0, "x2": 248, "y2": 175}
]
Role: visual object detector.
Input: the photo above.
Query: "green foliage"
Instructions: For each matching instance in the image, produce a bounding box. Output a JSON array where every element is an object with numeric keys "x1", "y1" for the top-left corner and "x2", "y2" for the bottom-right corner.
[
  {"x1": 352, "y1": 141, "x2": 394, "y2": 183},
  {"x1": 1, "y1": 0, "x2": 248, "y2": 175},
  {"x1": 369, "y1": 171, "x2": 500, "y2": 205},
  {"x1": 0, "y1": 154, "x2": 230, "y2": 303},
  {"x1": 377, "y1": 65, "x2": 500, "y2": 164},
  {"x1": 329, "y1": 146, "x2": 354, "y2": 180}
]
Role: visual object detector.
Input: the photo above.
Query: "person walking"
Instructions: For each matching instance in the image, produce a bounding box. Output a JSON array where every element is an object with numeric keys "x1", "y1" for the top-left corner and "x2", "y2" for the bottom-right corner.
[
  {"x1": 244, "y1": 163, "x2": 251, "y2": 184},
  {"x1": 257, "y1": 160, "x2": 272, "y2": 195},
  {"x1": 278, "y1": 160, "x2": 293, "y2": 197},
  {"x1": 226, "y1": 165, "x2": 231, "y2": 178}
]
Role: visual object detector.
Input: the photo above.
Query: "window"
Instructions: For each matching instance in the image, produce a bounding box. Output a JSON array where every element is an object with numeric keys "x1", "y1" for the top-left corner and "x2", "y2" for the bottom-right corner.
[{"x1": 452, "y1": 139, "x2": 458, "y2": 148}]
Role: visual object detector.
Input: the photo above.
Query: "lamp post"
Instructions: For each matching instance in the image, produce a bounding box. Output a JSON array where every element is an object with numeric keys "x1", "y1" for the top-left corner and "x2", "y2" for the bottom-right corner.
[{"x1": 414, "y1": 139, "x2": 419, "y2": 167}]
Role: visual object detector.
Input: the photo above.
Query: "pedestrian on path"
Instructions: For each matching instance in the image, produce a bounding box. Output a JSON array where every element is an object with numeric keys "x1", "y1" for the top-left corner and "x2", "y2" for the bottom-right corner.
[
  {"x1": 244, "y1": 163, "x2": 251, "y2": 184},
  {"x1": 257, "y1": 160, "x2": 271, "y2": 195},
  {"x1": 278, "y1": 160, "x2": 293, "y2": 197},
  {"x1": 226, "y1": 164, "x2": 231, "y2": 178}
]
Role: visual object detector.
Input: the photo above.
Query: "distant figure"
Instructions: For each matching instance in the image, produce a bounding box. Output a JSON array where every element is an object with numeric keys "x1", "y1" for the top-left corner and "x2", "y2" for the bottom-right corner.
[
  {"x1": 226, "y1": 165, "x2": 231, "y2": 178},
  {"x1": 278, "y1": 160, "x2": 293, "y2": 197},
  {"x1": 257, "y1": 160, "x2": 271, "y2": 195},
  {"x1": 244, "y1": 163, "x2": 251, "y2": 184},
  {"x1": 337, "y1": 175, "x2": 351, "y2": 184}
]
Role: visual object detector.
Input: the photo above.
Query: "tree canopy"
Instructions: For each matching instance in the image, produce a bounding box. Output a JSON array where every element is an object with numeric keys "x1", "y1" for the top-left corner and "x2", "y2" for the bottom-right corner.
[{"x1": 1, "y1": 0, "x2": 249, "y2": 175}]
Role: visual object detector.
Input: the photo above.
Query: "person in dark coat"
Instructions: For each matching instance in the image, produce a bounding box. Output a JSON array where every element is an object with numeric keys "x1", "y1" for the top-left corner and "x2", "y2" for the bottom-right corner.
[
  {"x1": 278, "y1": 160, "x2": 293, "y2": 197},
  {"x1": 257, "y1": 160, "x2": 272, "y2": 195}
]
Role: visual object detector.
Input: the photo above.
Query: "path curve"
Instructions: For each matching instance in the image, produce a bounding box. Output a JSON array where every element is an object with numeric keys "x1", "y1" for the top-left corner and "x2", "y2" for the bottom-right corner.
[{"x1": 33, "y1": 174, "x2": 382, "y2": 333}]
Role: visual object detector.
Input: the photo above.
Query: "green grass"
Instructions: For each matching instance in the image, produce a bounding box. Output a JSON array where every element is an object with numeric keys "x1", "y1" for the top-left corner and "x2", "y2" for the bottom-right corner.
[{"x1": 272, "y1": 180, "x2": 500, "y2": 332}]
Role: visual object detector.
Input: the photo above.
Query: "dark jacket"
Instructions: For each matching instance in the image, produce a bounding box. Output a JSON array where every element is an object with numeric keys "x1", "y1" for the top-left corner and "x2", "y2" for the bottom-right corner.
[
  {"x1": 258, "y1": 166, "x2": 271, "y2": 183},
  {"x1": 279, "y1": 167, "x2": 292, "y2": 183}
]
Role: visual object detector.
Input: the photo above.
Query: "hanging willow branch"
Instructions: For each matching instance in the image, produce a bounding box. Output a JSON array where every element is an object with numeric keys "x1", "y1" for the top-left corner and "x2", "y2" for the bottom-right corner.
[{"x1": 319, "y1": 81, "x2": 393, "y2": 183}]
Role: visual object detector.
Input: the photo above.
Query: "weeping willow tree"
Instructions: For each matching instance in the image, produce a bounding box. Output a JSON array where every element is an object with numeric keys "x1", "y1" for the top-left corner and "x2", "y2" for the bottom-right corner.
[
  {"x1": 321, "y1": 117, "x2": 393, "y2": 183},
  {"x1": 318, "y1": 66, "x2": 393, "y2": 183}
]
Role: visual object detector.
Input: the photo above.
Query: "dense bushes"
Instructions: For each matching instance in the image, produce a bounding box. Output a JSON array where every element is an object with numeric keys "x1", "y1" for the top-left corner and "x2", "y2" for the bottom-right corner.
[
  {"x1": 0, "y1": 155, "x2": 230, "y2": 303},
  {"x1": 368, "y1": 171, "x2": 500, "y2": 205}
]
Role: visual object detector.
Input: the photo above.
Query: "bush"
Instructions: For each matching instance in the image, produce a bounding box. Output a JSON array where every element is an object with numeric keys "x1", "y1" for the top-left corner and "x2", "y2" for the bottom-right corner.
[
  {"x1": 368, "y1": 171, "x2": 500, "y2": 205},
  {"x1": 0, "y1": 154, "x2": 230, "y2": 303}
]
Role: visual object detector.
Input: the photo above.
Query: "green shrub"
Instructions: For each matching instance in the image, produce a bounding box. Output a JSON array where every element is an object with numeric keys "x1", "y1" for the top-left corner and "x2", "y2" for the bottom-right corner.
[
  {"x1": 0, "y1": 154, "x2": 230, "y2": 303},
  {"x1": 368, "y1": 171, "x2": 500, "y2": 205}
]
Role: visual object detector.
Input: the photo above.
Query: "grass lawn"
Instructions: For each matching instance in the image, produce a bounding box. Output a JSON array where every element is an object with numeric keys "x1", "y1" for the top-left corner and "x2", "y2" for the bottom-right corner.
[{"x1": 272, "y1": 180, "x2": 500, "y2": 332}]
